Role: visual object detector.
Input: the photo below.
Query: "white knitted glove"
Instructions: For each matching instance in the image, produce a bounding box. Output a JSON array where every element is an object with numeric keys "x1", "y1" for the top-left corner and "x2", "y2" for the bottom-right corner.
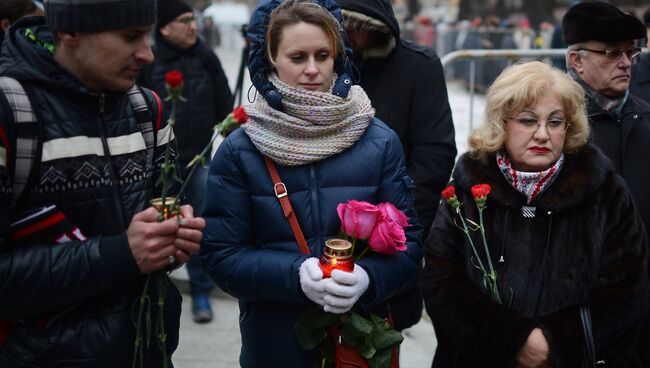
[
  {"x1": 323, "y1": 265, "x2": 370, "y2": 314},
  {"x1": 299, "y1": 257, "x2": 329, "y2": 306}
]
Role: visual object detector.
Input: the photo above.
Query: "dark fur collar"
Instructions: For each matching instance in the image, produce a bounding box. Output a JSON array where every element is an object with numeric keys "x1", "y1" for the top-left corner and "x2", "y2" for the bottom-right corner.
[{"x1": 453, "y1": 143, "x2": 613, "y2": 212}]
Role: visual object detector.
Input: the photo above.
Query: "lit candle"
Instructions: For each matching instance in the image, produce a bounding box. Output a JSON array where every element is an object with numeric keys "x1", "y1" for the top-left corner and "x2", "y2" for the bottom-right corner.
[{"x1": 319, "y1": 238, "x2": 354, "y2": 278}]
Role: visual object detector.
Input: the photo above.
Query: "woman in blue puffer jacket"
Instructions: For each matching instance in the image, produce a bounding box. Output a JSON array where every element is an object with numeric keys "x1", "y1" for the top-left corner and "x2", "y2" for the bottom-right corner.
[{"x1": 200, "y1": 0, "x2": 422, "y2": 366}]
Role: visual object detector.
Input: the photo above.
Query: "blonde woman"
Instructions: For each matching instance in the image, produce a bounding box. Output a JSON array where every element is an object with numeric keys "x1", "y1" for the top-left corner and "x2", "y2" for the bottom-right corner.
[{"x1": 423, "y1": 61, "x2": 648, "y2": 367}]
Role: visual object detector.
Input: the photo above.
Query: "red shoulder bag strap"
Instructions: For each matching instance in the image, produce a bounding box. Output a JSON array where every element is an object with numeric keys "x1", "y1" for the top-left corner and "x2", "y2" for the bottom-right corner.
[{"x1": 262, "y1": 156, "x2": 310, "y2": 255}]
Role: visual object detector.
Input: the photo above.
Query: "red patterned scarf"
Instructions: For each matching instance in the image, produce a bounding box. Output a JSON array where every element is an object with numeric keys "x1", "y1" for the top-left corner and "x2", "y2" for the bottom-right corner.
[{"x1": 496, "y1": 151, "x2": 564, "y2": 204}]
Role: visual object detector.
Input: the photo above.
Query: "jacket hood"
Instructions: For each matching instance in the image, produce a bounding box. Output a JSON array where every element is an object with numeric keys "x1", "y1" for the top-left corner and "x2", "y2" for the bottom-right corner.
[
  {"x1": 336, "y1": 0, "x2": 399, "y2": 58},
  {"x1": 453, "y1": 143, "x2": 612, "y2": 213},
  {"x1": 0, "y1": 16, "x2": 91, "y2": 94},
  {"x1": 246, "y1": 0, "x2": 355, "y2": 112}
]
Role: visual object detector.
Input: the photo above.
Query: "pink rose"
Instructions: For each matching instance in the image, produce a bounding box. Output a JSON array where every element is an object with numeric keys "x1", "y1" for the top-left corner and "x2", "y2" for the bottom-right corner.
[
  {"x1": 377, "y1": 202, "x2": 409, "y2": 228},
  {"x1": 368, "y1": 216, "x2": 407, "y2": 255},
  {"x1": 337, "y1": 200, "x2": 380, "y2": 239}
]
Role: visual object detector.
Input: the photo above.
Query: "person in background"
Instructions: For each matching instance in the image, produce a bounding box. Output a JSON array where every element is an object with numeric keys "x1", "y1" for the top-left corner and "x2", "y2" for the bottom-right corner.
[
  {"x1": 563, "y1": 4, "x2": 650, "y2": 364},
  {"x1": 0, "y1": 0, "x2": 43, "y2": 44},
  {"x1": 200, "y1": 0, "x2": 422, "y2": 366},
  {"x1": 335, "y1": 0, "x2": 456, "y2": 333},
  {"x1": 0, "y1": 0, "x2": 205, "y2": 366},
  {"x1": 630, "y1": 7, "x2": 650, "y2": 104},
  {"x1": 423, "y1": 61, "x2": 648, "y2": 367},
  {"x1": 138, "y1": 0, "x2": 234, "y2": 324}
]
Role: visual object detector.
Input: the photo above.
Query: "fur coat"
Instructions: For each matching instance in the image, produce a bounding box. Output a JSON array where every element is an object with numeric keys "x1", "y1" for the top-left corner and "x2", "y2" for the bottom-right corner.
[{"x1": 423, "y1": 144, "x2": 648, "y2": 367}]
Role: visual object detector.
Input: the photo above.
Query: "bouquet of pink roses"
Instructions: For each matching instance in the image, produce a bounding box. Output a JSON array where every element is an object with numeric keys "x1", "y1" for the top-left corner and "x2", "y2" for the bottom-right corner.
[{"x1": 296, "y1": 200, "x2": 410, "y2": 368}]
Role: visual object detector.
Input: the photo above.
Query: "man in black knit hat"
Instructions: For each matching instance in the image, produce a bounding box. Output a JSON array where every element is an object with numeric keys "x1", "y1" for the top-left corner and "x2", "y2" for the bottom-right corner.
[
  {"x1": 564, "y1": 2, "x2": 650, "y2": 366},
  {"x1": 0, "y1": 0, "x2": 205, "y2": 366},
  {"x1": 139, "y1": 0, "x2": 234, "y2": 324}
]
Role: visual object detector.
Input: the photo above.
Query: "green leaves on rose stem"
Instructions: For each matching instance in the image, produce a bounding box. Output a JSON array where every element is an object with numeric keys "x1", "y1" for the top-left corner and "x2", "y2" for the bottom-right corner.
[
  {"x1": 295, "y1": 308, "x2": 403, "y2": 368},
  {"x1": 295, "y1": 307, "x2": 338, "y2": 350}
]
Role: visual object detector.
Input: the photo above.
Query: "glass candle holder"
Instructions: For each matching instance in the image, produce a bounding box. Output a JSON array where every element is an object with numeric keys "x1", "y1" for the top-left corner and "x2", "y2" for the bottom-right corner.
[
  {"x1": 149, "y1": 197, "x2": 180, "y2": 220},
  {"x1": 319, "y1": 238, "x2": 354, "y2": 278}
]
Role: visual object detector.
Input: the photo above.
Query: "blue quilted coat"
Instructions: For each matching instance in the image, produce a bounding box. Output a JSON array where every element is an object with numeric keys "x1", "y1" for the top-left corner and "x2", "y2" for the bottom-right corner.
[{"x1": 201, "y1": 119, "x2": 422, "y2": 367}]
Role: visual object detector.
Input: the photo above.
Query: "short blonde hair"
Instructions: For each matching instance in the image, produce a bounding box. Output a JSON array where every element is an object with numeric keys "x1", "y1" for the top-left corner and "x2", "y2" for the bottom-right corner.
[{"x1": 468, "y1": 61, "x2": 590, "y2": 162}]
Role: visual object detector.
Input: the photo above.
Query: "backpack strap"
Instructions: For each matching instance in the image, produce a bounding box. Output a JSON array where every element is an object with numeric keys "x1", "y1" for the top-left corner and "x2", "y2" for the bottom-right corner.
[
  {"x1": 263, "y1": 156, "x2": 310, "y2": 255},
  {"x1": 0, "y1": 76, "x2": 39, "y2": 209},
  {"x1": 127, "y1": 85, "x2": 158, "y2": 167}
]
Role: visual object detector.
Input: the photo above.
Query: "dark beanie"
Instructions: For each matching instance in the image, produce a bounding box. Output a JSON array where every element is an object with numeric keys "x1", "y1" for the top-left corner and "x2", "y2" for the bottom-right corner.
[
  {"x1": 157, "y1": 0, "x2": 193, "y2": 29},
  {"x1": 45, "y1": 0, "x2": 157, "y2": 32},
  {"x1": 562, "y1": 2, "x2": 645, "y2": 45}
]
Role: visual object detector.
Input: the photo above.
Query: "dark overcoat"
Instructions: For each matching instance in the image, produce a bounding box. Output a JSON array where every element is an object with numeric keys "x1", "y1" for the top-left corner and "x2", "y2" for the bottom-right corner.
[{"x1": 586, "y1": 93, "x2": 650, "y2": 365}]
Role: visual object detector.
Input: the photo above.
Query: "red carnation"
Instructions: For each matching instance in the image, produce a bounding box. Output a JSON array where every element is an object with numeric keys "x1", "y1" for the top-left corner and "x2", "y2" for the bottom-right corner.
[
  {"x1": 164, "y1": 70, "x2": 183, "y2": 88},
  {"x1": 471, "y1": 184, "x2": 491, "y2": 199},
  {"x1": 442, "y1": 185, "x2": 460, "y2": 210},
  {"x1": 471, "y1": 183, "x2": 491, "y2": 209},
  {"x1": 442, "y1": 185, "x2": 456, "y2": 201},
  {"x1": 232, "y1": 105, "x2": 248, "y2": 124}
]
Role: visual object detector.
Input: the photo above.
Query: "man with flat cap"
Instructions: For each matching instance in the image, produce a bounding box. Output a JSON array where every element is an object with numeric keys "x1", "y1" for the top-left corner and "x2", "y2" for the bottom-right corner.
[{"x1": 564, "y1": 2, "x2": 650, "y2": 366}]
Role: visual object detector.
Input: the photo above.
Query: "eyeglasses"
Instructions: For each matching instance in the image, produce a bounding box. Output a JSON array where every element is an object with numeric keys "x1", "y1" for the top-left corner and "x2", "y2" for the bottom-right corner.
[
  {"x1": 577, "y1": 47, "x2": 642, "y2": 60},
  {"x1": 174, "y1": 16, "x2": 196, "y2": 25},
  {"x1": 510, "y1": 116, "x2": 571, "y2": 134}
]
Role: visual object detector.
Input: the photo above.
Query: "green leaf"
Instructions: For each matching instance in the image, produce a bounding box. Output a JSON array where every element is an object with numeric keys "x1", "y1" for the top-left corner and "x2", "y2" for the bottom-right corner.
[
  {"x1": 294, "y1": 307, "x2": 337, "y2": 350},
  {"x1": 347, "y1": 311, "x2": 373, "y2": 335},
  {"x1": 371, "y1": 329, "x2": 403, "y2": 350},
  {"x1": 369, "y1": 348, "x2": 393, "y2": 368}
]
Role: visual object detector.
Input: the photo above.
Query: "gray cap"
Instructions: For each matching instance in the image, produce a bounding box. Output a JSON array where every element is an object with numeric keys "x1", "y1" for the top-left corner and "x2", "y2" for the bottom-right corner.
[{"x1": 45, "y1": 0, "x2": 157, "y2": 32}]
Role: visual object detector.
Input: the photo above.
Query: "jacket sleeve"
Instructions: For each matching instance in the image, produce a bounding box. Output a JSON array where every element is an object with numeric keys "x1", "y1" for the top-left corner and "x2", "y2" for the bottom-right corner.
[
  {"x1": 200, "y1": 136, "x2": 308, "y2": 304},
  {"x1": 356, "y1": 130, "x2": 423, "y2": 309},
  {"x1": 407, "y1": 54, "x2": 456, "y2": 239},
  {"x1": 538, "y1": 175, "x2": 649, "y2": 367},
  {"x1": 422, "y1": 201, "x2": 536, "y2": 366},
  {"x1": 0, "y1": 104, "x2": 140, "y2": 319}
]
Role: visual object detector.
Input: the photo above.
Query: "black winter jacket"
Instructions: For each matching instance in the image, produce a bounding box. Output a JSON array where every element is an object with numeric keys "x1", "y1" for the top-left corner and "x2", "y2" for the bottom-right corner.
[
  {"x1": 336, "y1": 0, "x2": 457, "y2": 332},
  {"x1": 631, "y1": 54, "x2": 650, "y2": 105},
  {"x1": 138, "y1": 33, "x2": 233, "y2": 171},
  {"x1": 586, "y1": 93, "x2": 650, "y2": 366},
  {"x1": 335, "y1": 0, "x2": 457, "y2": 240},
  {"x1": 0, "y1": 18, "x2": 180, "y2": 367},
  {"x1": 423, "y1": 144, "x2": 648, "y2": 367}
]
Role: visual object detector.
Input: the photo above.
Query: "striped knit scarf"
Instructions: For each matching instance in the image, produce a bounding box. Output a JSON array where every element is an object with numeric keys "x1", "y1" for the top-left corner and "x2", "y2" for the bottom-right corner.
[
  {"x1": 242, "y1": 74, "x2": 375, "y2": 166},
  {"x1": 496, "y1": 151, "x2": 564, "y2": 204}
]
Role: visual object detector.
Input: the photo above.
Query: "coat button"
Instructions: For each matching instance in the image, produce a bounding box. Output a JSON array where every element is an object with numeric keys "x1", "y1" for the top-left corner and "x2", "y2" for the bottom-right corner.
[{"x1": 633, "y1": 114, "x2": 639, "y2": 119}]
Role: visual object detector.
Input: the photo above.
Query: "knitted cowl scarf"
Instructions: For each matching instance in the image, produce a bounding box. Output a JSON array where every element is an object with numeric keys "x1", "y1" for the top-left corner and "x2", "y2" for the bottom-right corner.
[{"x1": 242, "y1": 73, "x2": 375, "y2": 166}]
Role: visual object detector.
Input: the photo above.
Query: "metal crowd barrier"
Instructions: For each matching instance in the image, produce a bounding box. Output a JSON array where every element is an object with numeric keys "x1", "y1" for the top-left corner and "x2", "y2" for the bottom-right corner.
[
  {"x1": 440, "y1": 48, "x2": 568, "y2": 129},
  {"x1": 439, "y1": 48, "x2": 649, "y2": 129}
]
